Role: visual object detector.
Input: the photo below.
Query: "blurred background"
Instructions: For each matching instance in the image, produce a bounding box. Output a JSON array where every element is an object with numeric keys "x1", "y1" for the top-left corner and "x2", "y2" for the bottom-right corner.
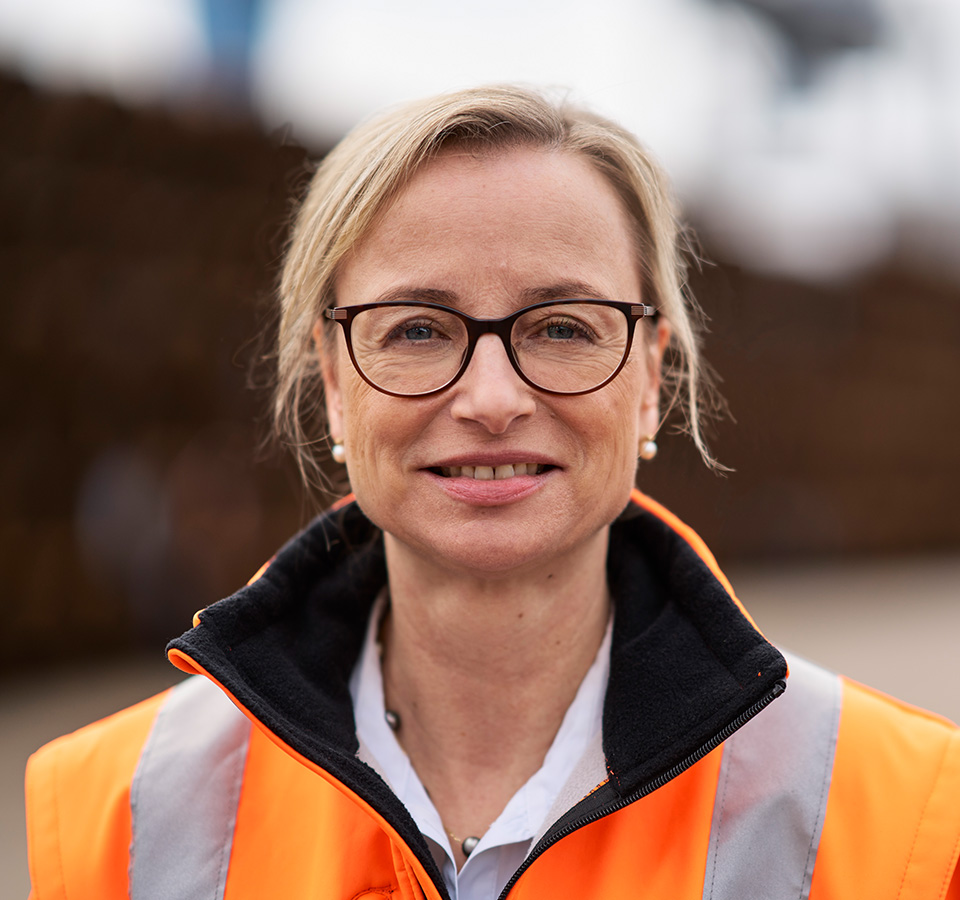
[{"x1": 1, "y1": 0, "x2": 958, "y2": 893}]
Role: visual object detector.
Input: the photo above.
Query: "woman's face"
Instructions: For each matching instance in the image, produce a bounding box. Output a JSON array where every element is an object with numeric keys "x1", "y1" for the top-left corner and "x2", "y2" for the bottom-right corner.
[{"x1": 320, "y1": 147, "x2": 667, "y2": 579}]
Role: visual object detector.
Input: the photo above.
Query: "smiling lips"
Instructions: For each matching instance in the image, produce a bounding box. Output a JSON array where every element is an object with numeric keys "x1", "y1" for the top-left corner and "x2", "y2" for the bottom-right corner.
[
  {"x1": 438, "y1": 463, "x2": 548, "y2": 479},
  {"x1": 427, "y1": 460, "x2": 554, "y2": 506}
]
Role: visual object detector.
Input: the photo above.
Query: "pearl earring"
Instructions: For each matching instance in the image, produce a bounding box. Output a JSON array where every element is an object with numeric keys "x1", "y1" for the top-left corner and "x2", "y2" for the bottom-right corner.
[
  {"x1": 638, "y1": 436, "x2": 658, "y2": 461},
  {"x1": 331, "y1": 442, "x2": 346, "y2": 464}
]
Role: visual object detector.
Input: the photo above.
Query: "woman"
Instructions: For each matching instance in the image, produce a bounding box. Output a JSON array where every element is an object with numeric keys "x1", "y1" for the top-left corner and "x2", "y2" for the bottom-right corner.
[{"x1": 26, "y1": 86, "x2": 960, "y2": 900}]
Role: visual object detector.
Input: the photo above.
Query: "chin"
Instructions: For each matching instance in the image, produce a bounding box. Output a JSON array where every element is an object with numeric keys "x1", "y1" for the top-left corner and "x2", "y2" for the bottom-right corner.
[{"x1": 401, "y1": 519, "x2": 607, "y2": 581}]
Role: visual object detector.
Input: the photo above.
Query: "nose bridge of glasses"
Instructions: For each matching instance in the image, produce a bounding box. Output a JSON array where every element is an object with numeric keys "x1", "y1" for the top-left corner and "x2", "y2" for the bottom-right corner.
[
  {"x1": 461, "y1": 317, "x2": 524, "y2": 383},
  {"x1": 464, "y1": 314, "x2": 515, "y2": 343},
  {"x1": 459, "y1": 314, "x2": 515, "y2": 361}
]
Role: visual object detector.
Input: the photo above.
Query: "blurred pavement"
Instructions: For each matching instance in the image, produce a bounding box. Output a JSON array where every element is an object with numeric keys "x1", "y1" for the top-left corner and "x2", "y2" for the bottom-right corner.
[
  {"x1": 729, "y1": 554, "x2": 960, "y2": 724},
  {"x1": 2, "y1": 554, "x2": 957, "y2": 898}
]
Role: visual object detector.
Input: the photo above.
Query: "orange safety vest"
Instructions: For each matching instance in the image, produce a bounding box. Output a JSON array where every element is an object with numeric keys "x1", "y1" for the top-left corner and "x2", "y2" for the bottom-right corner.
[{"x1": 26, "y1": 492, "x2": 960, "y2": 900}]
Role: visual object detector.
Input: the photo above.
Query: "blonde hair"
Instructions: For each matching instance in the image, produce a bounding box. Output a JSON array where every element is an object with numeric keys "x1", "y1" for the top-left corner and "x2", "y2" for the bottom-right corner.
[{"x1": 275, "y1": 85, "x2": 722, "y2": 487}]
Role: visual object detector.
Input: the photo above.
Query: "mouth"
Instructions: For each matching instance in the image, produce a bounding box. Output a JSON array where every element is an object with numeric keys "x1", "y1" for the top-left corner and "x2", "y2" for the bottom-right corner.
[{"x1": 431, "y1": 463, "x2": 554, "y2": 480}]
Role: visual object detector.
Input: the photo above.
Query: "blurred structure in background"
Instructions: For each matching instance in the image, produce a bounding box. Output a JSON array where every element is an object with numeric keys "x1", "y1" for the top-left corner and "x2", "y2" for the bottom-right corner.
[
  {"x1": 196, "y1": 0, "x2": 264, "y2": 112},
  {"x1": 0, "y1": 72, "x2": 311, "y2": 669},
  {"x1": 1, "y1": 0, "x2": 957, "y2": 667},
  {"x1": 3, "y1": 0, "x2": 960, "y2": 286},
  {"x1": 728, "y1": 0, "x2": 885, "y2": 84},
  {"x1": 691, "y1": 0, "x2": 960, "y2": 284}
]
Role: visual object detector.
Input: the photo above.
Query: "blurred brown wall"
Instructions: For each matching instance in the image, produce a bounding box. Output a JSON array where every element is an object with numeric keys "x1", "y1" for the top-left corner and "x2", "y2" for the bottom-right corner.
[
  {"x1": 651, "y1": 263, "x2": 960, "y2": 559},
  {"x1": 1, "y1": 74, "x2": 313, "y2": 669},
  {"x1": 2, "y1": 73, "x2": 958, "y2": 673}
]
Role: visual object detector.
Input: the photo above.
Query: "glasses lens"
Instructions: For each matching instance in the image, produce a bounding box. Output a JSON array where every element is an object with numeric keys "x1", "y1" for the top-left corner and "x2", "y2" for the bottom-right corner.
[
  {"x1": 512, "y1": 302, "x2": 628, "y2": 392},
  {"x1": 349, "y1": 305, "x2": 468, "y2": 394}
]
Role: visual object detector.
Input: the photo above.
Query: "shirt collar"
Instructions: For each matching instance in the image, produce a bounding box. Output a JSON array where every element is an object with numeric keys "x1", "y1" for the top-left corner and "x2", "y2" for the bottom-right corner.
[{"x1": 351, "y1": 589, "x2": 613, "y2": 887}]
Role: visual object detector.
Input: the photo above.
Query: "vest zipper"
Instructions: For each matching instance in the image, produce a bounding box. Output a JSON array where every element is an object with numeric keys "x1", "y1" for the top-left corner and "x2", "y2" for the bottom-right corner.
[{"x1": 494, "y1": 678, "x2": 787, "y2": 900}]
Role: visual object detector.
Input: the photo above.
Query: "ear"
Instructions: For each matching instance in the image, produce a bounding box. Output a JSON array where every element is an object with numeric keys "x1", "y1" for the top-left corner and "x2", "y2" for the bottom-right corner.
[
  {"x1": 313, "y1": 320, "x2": 344, "y2": 442},
  {"x1": 638, "y1": 319, "x2": 671, "y2": 437}
]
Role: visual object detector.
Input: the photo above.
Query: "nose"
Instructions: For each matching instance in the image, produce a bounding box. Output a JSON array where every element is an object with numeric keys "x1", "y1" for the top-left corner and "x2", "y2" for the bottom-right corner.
[{"x1": 449, "y1": 334, "x2": 536, "y2": 433}]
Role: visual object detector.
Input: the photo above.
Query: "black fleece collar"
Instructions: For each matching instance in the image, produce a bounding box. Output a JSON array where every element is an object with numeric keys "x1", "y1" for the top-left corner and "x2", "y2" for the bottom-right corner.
[{"x1": 167, "y1": 498, "x2": 786, "y2": 884}]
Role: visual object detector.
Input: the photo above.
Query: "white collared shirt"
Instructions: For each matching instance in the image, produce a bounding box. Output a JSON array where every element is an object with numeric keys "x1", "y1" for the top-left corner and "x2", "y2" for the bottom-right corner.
[{"x1": 349, "y1": 594, "x2": 612, "y2": 900}]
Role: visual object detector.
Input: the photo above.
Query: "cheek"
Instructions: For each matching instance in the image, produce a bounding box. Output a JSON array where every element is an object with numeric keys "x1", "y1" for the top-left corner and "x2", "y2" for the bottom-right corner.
[
  {"x1": 569, "y1": 377, "x2": 645, "y2": 479},
  {"x1": 335, "y1": 351, "x2": 392, "y2": 431},
  {"x1": 338, "y1": 368, "x2": 373, "y2": 424},
  {"x1": 605, "y1": 373, "x2": 649, "y2": 482},
  {"x1": 610, "y1": 359, "x2": 648, "y2": 438},
  {"x1": 583, "y1": 406, "x2": 643, "y2": 524},
  {"x1": 337, "y1": 374, "x2": 432, "y2": 478},
  {"x1": 336, "y1": 371, "x2": 387, "y2": 470}
]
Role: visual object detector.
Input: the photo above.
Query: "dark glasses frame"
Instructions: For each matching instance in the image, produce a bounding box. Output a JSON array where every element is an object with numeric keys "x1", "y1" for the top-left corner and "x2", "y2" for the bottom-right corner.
[{"x1": 324, "y1": 298, "x2": 658, "y2": 398}]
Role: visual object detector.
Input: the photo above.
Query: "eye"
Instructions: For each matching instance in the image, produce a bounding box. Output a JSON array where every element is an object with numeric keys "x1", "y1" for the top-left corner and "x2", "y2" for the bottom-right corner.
[
  {"x1": 403, "y1": 323, "x2": 434, "y2": 341},
  {"x1": 545, "y1": 322, "x2": 578, "y2": 340},
  {"x1": 384, "y1": 317, "x2": 450, "y2": 345},
  {"x1": 540, "y1": 316, "x2": 595, "y2": 342}
]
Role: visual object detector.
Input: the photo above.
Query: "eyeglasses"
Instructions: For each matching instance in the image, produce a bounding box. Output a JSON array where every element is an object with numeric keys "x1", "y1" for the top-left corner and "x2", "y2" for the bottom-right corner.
[{"x1": 324, "y1": 299, "x2": 657, "y2": 397}]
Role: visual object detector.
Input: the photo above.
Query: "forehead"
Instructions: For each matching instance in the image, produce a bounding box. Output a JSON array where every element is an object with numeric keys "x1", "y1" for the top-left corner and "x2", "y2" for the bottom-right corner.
[{"x1": 334, "y1": 146, "x2": 643, "y2": 313}]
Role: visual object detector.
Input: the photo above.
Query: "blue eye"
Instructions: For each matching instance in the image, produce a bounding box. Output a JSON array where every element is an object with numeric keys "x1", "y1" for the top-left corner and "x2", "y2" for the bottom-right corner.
[
  {"x1": 546, "y1": 323, "x2": 577, "y2": 340},
  {"x1": 404, "y1": 325, "x2": 434, "y2": 340}
]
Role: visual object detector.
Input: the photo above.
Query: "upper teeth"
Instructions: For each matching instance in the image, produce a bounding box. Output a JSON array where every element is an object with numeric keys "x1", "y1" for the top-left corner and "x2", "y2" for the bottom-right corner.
[{"x1": 440, "y1": 463, "x2": 542, "y2": 479}]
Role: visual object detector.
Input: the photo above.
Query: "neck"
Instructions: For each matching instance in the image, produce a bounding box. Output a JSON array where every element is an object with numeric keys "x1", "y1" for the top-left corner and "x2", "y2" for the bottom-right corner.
[{"x1": 379, "y1": 528, "x2": 612, "y2": 858}]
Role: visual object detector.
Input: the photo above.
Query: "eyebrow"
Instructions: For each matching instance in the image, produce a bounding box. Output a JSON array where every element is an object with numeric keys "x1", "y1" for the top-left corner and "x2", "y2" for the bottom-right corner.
[
  {"x1": 519, "y1": 281, "x2": 609, "y2": 303},
  {"x1": 371, "y1": 281, "x2": 609, "y2": 307},
  {"x1": 371, "y1": 287, "x2": 459, "y2": 305}
]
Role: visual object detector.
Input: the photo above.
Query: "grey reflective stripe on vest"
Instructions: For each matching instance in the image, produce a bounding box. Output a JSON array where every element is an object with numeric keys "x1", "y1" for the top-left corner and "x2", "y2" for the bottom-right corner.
[
  {"x1": 702, "y1": 653, "x2": 842, "y2": 900},
  {"x1": 129, "y1": 675, "x2": 251, "y2": 899}
]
